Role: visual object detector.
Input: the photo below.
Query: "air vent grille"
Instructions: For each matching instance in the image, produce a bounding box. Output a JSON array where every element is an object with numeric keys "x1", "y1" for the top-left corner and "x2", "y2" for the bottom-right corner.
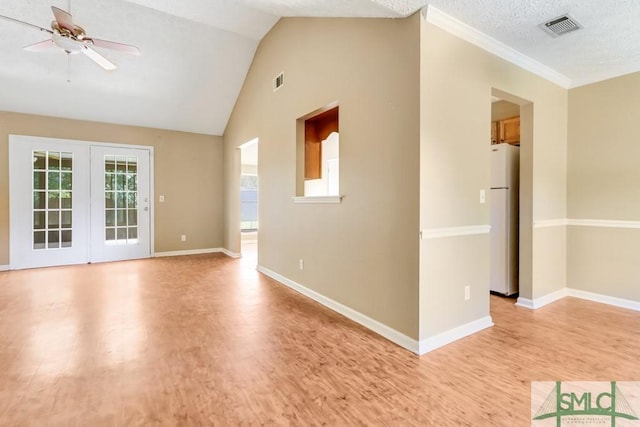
[
  {"x1": 541, "y1": 14, "x2": 582, "y2": 37},
  {"x1": 273, "y1": 72, "x2": 284, "y2": 91}
]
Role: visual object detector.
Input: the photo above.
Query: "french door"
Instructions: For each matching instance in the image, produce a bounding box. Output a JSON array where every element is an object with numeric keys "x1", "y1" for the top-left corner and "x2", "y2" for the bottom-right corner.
[
  {"x1": 9, "y1": 135, "x2": 152, "y2": 269},
  {"x1": 90, "y1": 146, "x2": 150, "y2": 263}
]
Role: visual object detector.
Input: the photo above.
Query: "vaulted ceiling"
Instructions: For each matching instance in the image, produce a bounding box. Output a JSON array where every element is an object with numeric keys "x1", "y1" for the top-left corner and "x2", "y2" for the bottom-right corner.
[{"x1": 0, "y1": 1, "x2": 638, "y2": 135}]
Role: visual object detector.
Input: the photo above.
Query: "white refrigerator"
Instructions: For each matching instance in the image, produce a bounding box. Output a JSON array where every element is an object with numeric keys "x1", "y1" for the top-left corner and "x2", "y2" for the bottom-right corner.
[{"x1": 490, "y1": 144, "x2": 519, "y2": 296}]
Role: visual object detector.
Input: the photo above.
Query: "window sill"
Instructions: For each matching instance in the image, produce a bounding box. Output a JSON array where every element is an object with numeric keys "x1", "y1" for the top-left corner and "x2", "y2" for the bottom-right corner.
[{"x1": 292, "y1": 196, "x2": 343, "y2": 204}]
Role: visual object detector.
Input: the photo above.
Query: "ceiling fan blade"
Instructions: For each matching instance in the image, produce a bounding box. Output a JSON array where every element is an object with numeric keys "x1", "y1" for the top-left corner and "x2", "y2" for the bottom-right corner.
[
  {"x1": 90, "y1": 38, "x2": 140, "y2": 56},
  {"x1": 0, "y1": 13, "x2": 53, "y2": 34},
  {"x1": 51, "y1": 6, "x2": 75, "y2": 32},
  {"x1": 24, "y1": 39, "x2": 56, "y2": 52},
  {"x1": 82, "y1": 46, "x2": 116, "y2": 70}
]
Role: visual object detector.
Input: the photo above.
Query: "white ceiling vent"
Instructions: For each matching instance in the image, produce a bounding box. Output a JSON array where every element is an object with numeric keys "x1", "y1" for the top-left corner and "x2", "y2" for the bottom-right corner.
[
  {"x1": 540, "y1": 14, "x2": 582, "y2": 38},
  {"x1": 273, "y1": 72, "x2": 284, "y2": 92}
]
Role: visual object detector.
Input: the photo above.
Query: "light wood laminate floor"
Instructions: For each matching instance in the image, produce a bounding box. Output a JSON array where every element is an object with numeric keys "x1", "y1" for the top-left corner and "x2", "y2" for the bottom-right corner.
[{"x1": 0, "y1": 253, "x2": 638, "y2": 425}]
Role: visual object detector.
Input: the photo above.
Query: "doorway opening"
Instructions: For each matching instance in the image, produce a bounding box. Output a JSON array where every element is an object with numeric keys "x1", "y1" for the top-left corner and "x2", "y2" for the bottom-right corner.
[
  {"x1": 239, "y1": 138, "x2": 258, "y2": 262},
  {"x1": 489, "y1": 91, "x2": 526, "y2": 305}
]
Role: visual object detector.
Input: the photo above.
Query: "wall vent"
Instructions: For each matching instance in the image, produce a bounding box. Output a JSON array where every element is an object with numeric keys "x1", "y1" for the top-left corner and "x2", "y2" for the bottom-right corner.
[
  {"x1": 540, "y1": 14, "x2": 582, "y2": 38},
  {"x1": 273, "y1": 72, "x2": 284, "y2": 91}
]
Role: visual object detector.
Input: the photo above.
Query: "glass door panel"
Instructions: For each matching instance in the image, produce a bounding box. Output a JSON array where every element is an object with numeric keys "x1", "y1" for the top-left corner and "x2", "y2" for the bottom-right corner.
[{"x1": 90, "y1": 146, "x2": 150, "y2": 262}]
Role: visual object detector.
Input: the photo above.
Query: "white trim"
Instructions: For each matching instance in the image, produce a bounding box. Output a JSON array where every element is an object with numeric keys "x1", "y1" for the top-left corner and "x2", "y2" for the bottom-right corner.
[
  {"x1": 292, "y1": 196, "x2": 343, "y2": 204},
  {"x1": 530, "y1": 218, "x2": 640, "y2": 229},
  {"x1": 533, "y1": 219, "x2": 568, "y2": 228},
  {"x1": 221, "y1": 248, "x2": 242, "y2": 258},
  {"x1": 567, "y1": 288, "x2": 640, "y2": 312},
  {"x1": 418, "y1": 316, "x2": 494, "y2": 355},
  {"x1": 154, "y1": 248, "x2": 227, "y2": 258},
  {"x1": 421, "y1": 225, "x2": 490, "y2": 240},
  {"x1": 567, "y1": 219, "x2": 640, "y2": 229},
  {"x1": 0, "y1": 265, "x2": 9, "y2": 272},
  {"x1": 256, "y1": 265, "x2": 421, "y2": 354},
  {"x1": 516, "y1": 287, "x2": 640, "y2": 312},
  {"x1": 516, "y1": 288, "x2": 568, "y2": 309},
  {"x1": 423, "y1": 5, "x2": 572, "y2": 89}
]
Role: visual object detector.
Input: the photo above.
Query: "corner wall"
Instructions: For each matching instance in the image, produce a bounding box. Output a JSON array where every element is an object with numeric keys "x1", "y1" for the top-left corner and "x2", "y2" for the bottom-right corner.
[
  {"x1": 419, "y1": 15, "x2": 568, "y2": 341},
  {"x1": 223, "y1": 16, "x2": 421, "y2": 339},
  {"x1": 0, "y1": 111, "x2": 224, "y2": 265},
  {"x1": 567, "y1": 72, "x2": 640, "y2": 302}
]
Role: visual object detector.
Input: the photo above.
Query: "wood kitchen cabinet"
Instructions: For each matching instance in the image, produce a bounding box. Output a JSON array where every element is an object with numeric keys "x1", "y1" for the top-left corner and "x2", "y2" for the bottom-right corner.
[
  {"x1": 491, "y1": 116, "x2": 520, "y2": 145},
  {"x1": 491, "y1": 121, "x2": 499, "y2": 144}
]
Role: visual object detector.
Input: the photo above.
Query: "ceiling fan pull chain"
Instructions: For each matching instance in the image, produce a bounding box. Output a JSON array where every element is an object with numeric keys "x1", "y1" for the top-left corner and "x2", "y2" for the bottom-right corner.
[{"x1": 67, "y1": 52, "x2": 71, "y2": 83}]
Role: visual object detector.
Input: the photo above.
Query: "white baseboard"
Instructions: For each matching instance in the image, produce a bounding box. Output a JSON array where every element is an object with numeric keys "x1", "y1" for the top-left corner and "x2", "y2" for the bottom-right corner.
[
  {"x1": 516, "y1": 287, "x2": 640, "y2": 312},
  {"x1": 154, "y1": 248, "x2": 226, "y2": 258},
  {"x1": 516, "y1": 288, "x2": 568, "y2": 309},
  {"x1": 220, "y1": 248, "x2": 242, "y2": 258},
  {"x1": 256, "y1": 265, "x2": 495, "y2": 355},
  {"x1": 256, "y1": 265, "x2": 421, "y2": 354},
  {"x1": 0, "y1": 265, "x2": 9, "y2": 272},
  {"x1": 567, "y1": 288, "x2": 640, "y2": 312},
  {"x1": 418, "y1": 316, "x2": 494, "y2": 355}
]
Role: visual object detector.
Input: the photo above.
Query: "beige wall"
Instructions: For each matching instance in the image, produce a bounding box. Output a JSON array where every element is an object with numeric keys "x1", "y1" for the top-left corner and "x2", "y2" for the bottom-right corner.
[
  {"x1": 0, "y1": 111, "x2": 224, "y2": 265},
  {"x1": 224, "y1": 16, "x2": 421, "y2": 338},
  {"x1": 419, "y1": 17, "x2": 568, "y2": 339},
  {"x1": 567, "y1": 72, "x2": 640, "y2": 301},
  {"x1": 491, "y1": 100, "x2": 520, "y2": 122}
]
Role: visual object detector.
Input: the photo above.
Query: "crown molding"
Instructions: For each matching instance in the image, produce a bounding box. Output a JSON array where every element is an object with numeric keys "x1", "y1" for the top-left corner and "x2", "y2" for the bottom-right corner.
[{"x1": 423, "y1": 5, "x2": 572, "y2": 89}]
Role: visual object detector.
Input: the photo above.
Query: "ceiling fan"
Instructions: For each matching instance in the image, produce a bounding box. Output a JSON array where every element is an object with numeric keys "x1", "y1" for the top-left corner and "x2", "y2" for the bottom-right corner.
[{"x1": 0, "y1": 5, "x2": 140, "y2": 71}]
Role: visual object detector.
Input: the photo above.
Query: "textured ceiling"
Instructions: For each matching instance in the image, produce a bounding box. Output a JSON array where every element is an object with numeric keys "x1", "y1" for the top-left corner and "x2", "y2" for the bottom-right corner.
[
  {"x1": 0, "y1": 0, "x2": 639, "y2": 135},
  {"x1": 422, "y1": 0, "x2": 640, "y2": 87}
]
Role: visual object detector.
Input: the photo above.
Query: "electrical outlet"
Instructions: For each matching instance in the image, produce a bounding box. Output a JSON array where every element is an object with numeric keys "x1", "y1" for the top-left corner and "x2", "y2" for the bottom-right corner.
[
  {"x1": 159, "y1": 195, "x2": 165, "y2": 203},
  {"x1": 181, "y1": 235, "x2": 186, "y2": 242},
  {"x1": 299, "y1": 259, "x2": 304, "y2": 270},
  {"x1": 465, "y1": 285, "x2": 470, "y2": 301},
  {"x1": 479, "y1": 189, "x2": 486, "y2": 204}
]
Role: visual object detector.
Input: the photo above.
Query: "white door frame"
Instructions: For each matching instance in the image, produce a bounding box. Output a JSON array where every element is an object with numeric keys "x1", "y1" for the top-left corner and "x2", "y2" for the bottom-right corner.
[{"x1": 8, "y1": 134, "x2": 155, "y2": 269}]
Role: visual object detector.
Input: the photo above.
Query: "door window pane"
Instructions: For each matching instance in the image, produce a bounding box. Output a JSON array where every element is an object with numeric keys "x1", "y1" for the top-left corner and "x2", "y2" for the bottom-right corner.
[
  {"x1": 33, "y1": 150, "x2": 73, "y2": 250},
  {"x1": 34, "y1": 231, "x2": 45, "y2": 249},
  {"x1": 128, "y1": 210, "x2": 137, "y2": 226},
  {"x1": 61, "y1": 211, "x2": 72, "y2": 228},
  {"x1": 48, "y1": 172, "x2": 60, "y2": 190},
  {"x1": 61, "y1": 173, "x2": 72, "y2": 190},
  {"x1": 105, "y1": 192, "x2": 115, "y2": 208},
  {"x1": 105, "y1": 210, "x2": 115, "y2": 227},
  {"x1": 33, "y1": 211, "x2": 45, "y2": 229},
  {"x1": 34, "y1": 172, "x2": 46, "y2": 190},
  {"x1": 61, "y1": 153, "x2": 73, "y2": 171},
  {"x1": 61, "y1": 230, "x2": 72, "y2": 248},
  {"x1": 48, "y1": 230, "x2": 60, "y2": 248},
  {"x1": 48, "y1": 211, "x2": 60, "y2": 228},
  {"x1": 105, "y1": 156, "x2": 116, "y2": 172},
  {"x1": 48, "y1": 192, "x2": 60, "y2": 209},
  {"x1": 104, "y1": 155, "x2": 138, "y2": 244},
  {"x1": 34, "y1": 192, "x2": 46, "y2": 209},
  {"x1": 61, "y1": 193, "x2": 72, "y2": 209},
  {"x1": 48, "y1": 152, "x2": 60, "y2": 170},
  {"x1": 34, "y1": 151, "x2": 46, "y2": 170}
]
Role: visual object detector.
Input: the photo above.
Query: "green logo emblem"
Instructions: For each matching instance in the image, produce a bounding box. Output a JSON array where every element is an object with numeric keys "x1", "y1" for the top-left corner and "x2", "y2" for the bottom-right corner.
[{"x1": 533, "y1": 381, "x2": 639, "y2": 427}]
